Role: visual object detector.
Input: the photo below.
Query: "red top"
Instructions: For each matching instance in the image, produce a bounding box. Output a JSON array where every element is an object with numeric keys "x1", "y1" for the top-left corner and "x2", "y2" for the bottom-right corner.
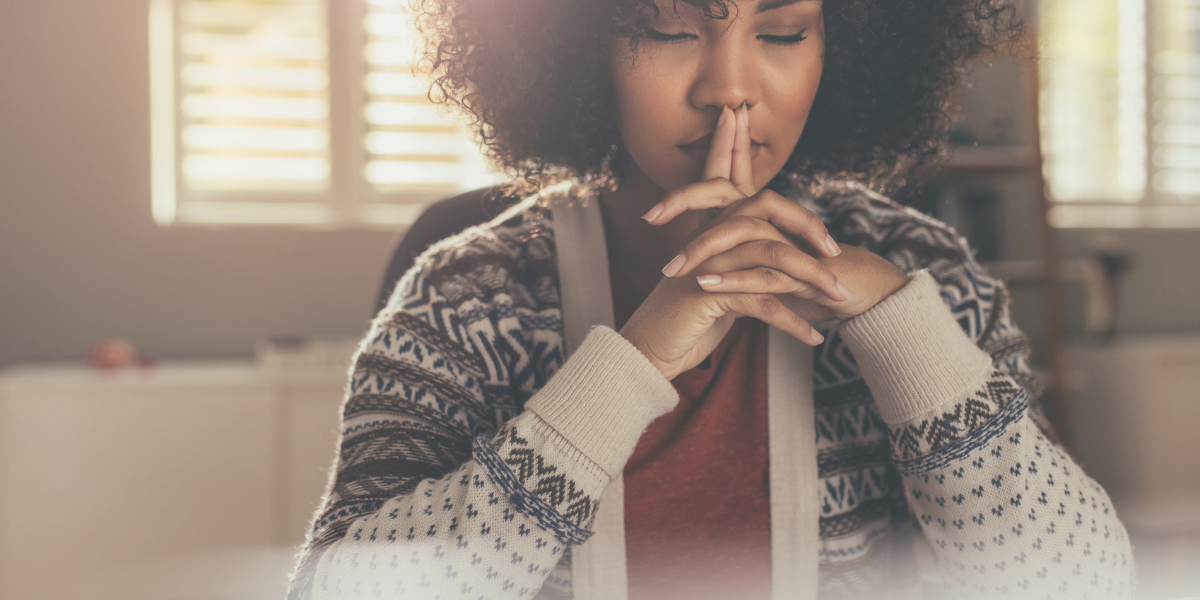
[{"x1": 611, "y1": 271, "x2": 772, "y2": 600}]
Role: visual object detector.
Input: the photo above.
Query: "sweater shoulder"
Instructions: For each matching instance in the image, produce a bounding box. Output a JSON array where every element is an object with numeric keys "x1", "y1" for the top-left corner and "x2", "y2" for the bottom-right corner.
[
  {"x1": 391, "y1": 194, "x2": 560, "y2": 315},
  {"x1": 813, "y1": 182, "x2": 1011, "y2": 343},
  {"x1": 815, "y1": 182, "x2": 971, "y2": 271}
]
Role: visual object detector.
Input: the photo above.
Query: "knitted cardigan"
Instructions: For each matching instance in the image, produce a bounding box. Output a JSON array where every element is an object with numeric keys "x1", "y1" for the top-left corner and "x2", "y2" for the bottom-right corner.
[{"x1": 287, "y1": 181, "x2": 1135, "y2": 599}]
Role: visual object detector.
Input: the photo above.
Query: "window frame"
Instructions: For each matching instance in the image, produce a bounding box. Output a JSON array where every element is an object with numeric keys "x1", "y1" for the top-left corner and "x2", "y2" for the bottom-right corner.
[
  {"x1": 1043, "y1": 0, "x2": 1200, "y2": 228},
  {"x1": 150, "y1": 0, "x2": 497, "y2": 230}
]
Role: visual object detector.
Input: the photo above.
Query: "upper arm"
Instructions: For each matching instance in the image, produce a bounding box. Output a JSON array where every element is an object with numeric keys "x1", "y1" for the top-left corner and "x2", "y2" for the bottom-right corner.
[{"x1": 288, "y1": 269, "x2": 500, "y2": 599}]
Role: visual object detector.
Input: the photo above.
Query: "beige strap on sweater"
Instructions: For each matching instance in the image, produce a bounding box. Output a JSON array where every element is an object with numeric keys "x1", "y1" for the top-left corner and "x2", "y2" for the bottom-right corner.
[
  {"x1": 767, "y1": 328, "x2": 818, "y2": 600},
  {"x1": 550, "y1": 195, "x2": 630, "y2": 600}
]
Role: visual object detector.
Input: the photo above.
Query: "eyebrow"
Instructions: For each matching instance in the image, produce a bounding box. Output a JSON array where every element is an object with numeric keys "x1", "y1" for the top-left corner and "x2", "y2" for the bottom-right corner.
[{"x1": 755, "y1": 0, "x2": 819, "y2": 14}]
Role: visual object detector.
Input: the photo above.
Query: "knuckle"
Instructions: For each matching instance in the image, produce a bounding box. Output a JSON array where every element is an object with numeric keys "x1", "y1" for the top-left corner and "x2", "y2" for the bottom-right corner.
[
  {"x1": 748, "y1": 216, "x2": 777, "y2": 236},
  {"x1": 754, "y1": 294, "x2": 780, "y2": 317},
  {"x1": 691, "y1": 236, "x2": 716, "y2": 258},
  {"x1": 763, "y1": 240, "x2": 790, "y2": 263},
  {"x1": 755, "y1": 266, "x2": 781, "y2": 285},
  {"x1": 757, "y1": 189, "x2": 783, "y2": 206},
  {"x1": 751, "y1": 189, "x2": 777, "y2": 204},
  {"x1": 723, "y1": 196, "x2": 749, "y2": 212}
]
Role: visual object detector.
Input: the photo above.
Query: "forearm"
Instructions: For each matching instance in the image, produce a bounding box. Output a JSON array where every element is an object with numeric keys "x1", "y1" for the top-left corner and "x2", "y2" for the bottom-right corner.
[
  {"x1": 310, "y1": 412, "x2": 600, "y2": 600},
  {"x1": 891, "y1": 395, "x2": 1134, "y2": 598},
  {"x1": 840, "y1": 272, "x2": 1135, "y2": 598},
  {"x1": 301, "y1": 326, "x2": 678, "y2": 599}
]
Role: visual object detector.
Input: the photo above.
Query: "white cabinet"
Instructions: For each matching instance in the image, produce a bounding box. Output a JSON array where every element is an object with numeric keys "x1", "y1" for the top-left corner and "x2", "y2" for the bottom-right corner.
[
  {"x1": 0, "y1": 363, "x2": 347, "y2": 600},
  {"x1": 1070, "y1": 337, "x2": 1200, "y2": 533}
]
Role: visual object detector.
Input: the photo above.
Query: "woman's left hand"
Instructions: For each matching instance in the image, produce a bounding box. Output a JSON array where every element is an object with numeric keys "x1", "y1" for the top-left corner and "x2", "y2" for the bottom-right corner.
[{"x1": 642, "y1": 104, "x2": 908, "y2": 322}]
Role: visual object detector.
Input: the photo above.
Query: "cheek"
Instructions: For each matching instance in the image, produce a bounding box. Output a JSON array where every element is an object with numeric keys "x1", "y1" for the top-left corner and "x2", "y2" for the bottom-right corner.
[
  {"x1": 752, "y1": 53, "x2": 822, "y2": 188},
  {"x1": 611, "y1": 66, "x2": 690, "y2": 187},
  {"x1": 770, "y1": 53, "x2": 824, "y2": 131},
  {"x1": 615, "y1": 81, "x2": 663, "y2": 148}
]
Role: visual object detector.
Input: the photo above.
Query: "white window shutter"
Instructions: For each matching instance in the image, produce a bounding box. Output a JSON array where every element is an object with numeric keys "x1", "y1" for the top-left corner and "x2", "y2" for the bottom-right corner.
[
  {"x1": 1151, "y1": 0, "x2": 1200, "y2": 199},
  {"x1": 151, "y1": 0, "x2": 499, "y2": 228}
]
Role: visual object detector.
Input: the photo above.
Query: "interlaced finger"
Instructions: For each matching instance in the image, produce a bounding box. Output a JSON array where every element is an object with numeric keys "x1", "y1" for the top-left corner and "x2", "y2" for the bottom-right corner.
[
  {"x1": 641, "y1": 178, "x2": 745, "y2": 225},
  {"x1": 698, "y1": 190, "x2": 841, "y2": 259},
  {"x1": 716, "y1": 291, "x2": 824, "y2": 345},
  {"x1": 661, "y1": 214, "x2": 793, "y2": 275},
  {"x1": 689, "y1": 239, "x2": 849, "y2": 302},
  {"x1": 696, "y1": 267, "x2": 832, "y2": 302}
]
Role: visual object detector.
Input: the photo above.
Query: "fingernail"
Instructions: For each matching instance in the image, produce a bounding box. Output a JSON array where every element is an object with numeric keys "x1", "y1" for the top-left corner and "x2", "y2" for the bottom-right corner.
[
  {"x1": 825, "y1": 234, "x2": 841, "y2": 256},
  {"x1": 697, "y1": 274, "x2": 721, "y2": 287},
  {"x1": 718, "y1": 107, "x2": 730, "y2": 128},
  {"x1": 836, "y1": 280, "x2": 854, "y2": 301},
  {"x1": 642, "y1": 203, "x2": 663, "y2": 222},
  {"x1": 811, "y1": 327, "x2": 825, "y2": 344},
  {"x1": 741, "y1": 104, "x2": 750, "y2": 127},
  {"x1": 662, "y1": 253, "x2": 686, "y2": 277}
]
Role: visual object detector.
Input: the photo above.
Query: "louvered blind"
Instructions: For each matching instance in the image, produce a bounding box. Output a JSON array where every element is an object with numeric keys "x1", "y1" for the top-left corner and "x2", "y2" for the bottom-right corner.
[
  {"x1": 1152, "y1": 0, "x2": 1200, "y2": 199},
  {"x1": 1040, "y1": 0, "x2": 1146, "y2": 205},
  {"x1": 178, "y1": 0, "x2": 331, "y2": 192},
  {"x1": 150, "y1": 0, "x2": 498, "y2": 228},
  {"x1": 360, "y1": 0, "x2": 494, "y2": 197},
  {"x1": 1040, "y1": 0, "x2": 1200, "y2": 227}
]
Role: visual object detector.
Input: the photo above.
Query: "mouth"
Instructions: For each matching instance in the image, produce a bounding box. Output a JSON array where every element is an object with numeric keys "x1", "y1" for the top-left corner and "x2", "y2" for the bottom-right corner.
[{"x1": 677, "y1": 133, "x2": 765, "y2": 160}]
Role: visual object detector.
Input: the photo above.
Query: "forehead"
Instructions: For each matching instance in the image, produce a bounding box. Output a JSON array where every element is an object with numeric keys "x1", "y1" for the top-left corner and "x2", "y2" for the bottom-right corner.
[{"x1": 646, "y1": 0, "x2": 820, "y2": 17}]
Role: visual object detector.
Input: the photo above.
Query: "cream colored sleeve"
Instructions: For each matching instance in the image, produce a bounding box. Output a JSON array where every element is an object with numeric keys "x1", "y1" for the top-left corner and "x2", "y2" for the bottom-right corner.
[
  {"x1": 838, "y1": 270, "x2": 1134, "y2": 598},
  {"x1": 523, "y1": 325, "x2": 680, "y2": 478},
  {"x1": 838, "y1": 270, "x2": 994, "y2": 424}
]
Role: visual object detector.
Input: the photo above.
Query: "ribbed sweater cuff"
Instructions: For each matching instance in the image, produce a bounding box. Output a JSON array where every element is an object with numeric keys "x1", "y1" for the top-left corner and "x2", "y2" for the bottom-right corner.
[
  {"x1": 523, "y1": 326, "x2": 679, "y2": 478},
  {"x1": 838, "y1": 270, "x2": 993, "y2": 424}
]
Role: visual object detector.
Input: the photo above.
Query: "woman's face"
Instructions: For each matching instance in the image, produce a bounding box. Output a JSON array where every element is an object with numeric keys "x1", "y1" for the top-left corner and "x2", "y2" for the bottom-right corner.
[{"x1": 610, "y1": 0, "x2": 825, "y2": 194}]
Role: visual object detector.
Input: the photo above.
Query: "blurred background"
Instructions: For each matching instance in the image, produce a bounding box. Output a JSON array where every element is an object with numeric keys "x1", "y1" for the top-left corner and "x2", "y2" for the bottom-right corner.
[{"x1": 0, "y1": 0, "x2": 1197, "y2": 598}]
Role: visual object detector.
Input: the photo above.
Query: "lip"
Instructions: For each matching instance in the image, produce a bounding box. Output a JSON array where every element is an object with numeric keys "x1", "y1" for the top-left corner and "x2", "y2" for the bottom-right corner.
[{"x1": 677, "y1": 133, "x2": 765, "y2": 160}]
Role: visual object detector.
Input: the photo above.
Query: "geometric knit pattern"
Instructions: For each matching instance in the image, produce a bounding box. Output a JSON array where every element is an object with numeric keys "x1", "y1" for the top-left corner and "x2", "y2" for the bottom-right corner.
[
  {"x1": 287, "y1": 178, "x2": 1135, "y2": 599},
  {"x1": 888, "y1": 371, "x2": 1022, "y2": 461},
  {"x1": 902, "y1": 423, "x2": 1134, "y2": 598},
  {"x1": 311, "y1": 447, "x2": 577, "y2": 599},
  {"x1": 489, "y1": 421, "x2": 606, "y2": 531}
]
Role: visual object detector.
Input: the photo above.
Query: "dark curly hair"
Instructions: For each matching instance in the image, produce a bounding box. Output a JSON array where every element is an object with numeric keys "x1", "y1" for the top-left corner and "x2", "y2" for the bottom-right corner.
[{"x1": 412, "y1": 0, "x2": 1023, "y2": 192}]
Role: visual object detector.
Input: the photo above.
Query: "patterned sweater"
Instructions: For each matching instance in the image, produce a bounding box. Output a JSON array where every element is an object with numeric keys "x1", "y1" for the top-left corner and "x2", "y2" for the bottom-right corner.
[{"x1": 287, "y1": 182, "x2": 1135, "y2": 599}]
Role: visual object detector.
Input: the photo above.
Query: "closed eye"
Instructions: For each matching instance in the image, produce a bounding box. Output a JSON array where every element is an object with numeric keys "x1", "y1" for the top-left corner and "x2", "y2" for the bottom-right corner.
[
  {"x1": 758, "y1": 30, "x2": 807, "y2": 45},
  {"x1": 644, "y1": 27, "x2": 697, "y2": 44}
]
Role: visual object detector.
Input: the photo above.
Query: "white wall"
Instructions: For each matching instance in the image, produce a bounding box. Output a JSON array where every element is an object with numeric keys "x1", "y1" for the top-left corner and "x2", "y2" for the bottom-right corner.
[{"x1": 0, "y1": 0, "x2": 400, "y2": 368}]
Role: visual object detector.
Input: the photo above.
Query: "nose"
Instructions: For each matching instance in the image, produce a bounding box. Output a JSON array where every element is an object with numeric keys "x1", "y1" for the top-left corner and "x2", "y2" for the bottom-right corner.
[{"x1": 689, "y1": 33, "x2": 758, "y2": 115}]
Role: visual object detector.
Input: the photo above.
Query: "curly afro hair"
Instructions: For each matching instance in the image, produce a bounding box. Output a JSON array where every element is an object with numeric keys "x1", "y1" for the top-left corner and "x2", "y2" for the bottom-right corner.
[{"x1": 412, "y1": 0, "x2": 1023, "y2": 192}]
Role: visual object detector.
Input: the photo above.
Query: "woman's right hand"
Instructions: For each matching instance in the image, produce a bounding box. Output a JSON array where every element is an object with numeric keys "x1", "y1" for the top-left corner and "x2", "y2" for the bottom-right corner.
[{"x1": 618, "y1": 105, "x2": 844, "y2": 380}]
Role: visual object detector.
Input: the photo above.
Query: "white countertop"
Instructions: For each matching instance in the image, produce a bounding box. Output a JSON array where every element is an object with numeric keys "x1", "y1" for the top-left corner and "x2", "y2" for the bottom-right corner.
[{"x1": 0, "y1": 360, "x2": 348, "y2": 393}]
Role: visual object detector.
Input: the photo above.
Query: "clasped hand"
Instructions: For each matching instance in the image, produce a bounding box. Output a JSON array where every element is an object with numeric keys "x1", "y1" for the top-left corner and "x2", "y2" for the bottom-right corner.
[{"x1": 619, "y1": 104, "x2": 908, "y2": 380}]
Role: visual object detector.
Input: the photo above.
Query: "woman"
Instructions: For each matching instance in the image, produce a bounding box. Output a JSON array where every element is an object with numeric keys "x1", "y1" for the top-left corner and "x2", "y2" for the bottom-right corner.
[{"x1": 288, "y1": 0, "x2": 1135, "y2": 598}]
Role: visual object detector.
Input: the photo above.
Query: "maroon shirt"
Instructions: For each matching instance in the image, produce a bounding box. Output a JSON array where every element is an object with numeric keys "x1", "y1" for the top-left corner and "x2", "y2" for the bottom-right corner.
[{"x1": 611, "y1": 270, "x2": 772, "y2": 600}]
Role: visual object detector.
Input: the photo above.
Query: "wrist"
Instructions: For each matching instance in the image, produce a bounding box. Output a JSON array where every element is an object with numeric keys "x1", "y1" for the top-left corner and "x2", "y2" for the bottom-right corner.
[
  {"x1": 618, "y1": 322, "x2": 677, "y2": 380},
  {"x1": 835, "y1": 263, "x2": 909, "y2": 321}
]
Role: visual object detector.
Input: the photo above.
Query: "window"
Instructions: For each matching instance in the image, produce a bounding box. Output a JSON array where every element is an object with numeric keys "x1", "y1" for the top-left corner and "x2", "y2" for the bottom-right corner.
[
  {"x1": 150, "y1": 0, "x2": 500, "y2": 228},
  {"x1": 1042, "y1": 0, "x2": 1200, "y2": 227}
]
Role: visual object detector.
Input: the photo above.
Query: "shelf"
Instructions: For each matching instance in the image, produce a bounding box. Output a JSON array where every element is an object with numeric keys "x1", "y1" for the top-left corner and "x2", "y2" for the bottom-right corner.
[{"x1": 942, "y1": 145, "x2": 1039, "y2": 172}]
